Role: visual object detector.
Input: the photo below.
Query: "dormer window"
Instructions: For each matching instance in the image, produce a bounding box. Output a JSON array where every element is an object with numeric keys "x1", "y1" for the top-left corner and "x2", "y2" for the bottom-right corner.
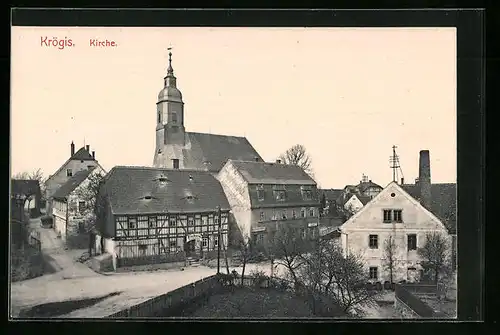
[{"x1": 66, "y1": 169, "x2": 73, "y2": 177}]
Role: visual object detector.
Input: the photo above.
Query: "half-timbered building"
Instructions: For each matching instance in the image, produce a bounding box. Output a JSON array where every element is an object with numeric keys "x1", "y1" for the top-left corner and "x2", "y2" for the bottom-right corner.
[{"x1": 95, "y1": 166, "x2": 230, "y2": 269}]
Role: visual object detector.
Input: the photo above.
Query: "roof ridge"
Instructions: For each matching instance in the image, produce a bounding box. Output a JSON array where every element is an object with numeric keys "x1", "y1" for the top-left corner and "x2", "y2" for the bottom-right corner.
[
  {"x1": 187, "y1": 131, "x2": 248, "y2": 140},
  {"x1": 111, "y1": 165, "x2": 215, "y2": 173}
]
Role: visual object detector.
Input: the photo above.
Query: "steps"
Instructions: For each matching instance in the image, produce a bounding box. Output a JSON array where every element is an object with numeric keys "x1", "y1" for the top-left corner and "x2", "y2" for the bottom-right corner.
[{"x1": 186, "y1": 257, "x2": 200, "y2": 267}]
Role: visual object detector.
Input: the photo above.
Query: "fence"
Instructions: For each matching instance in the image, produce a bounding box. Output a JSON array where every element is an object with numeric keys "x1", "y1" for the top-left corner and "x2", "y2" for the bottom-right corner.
[
  {"x1": 28, "y1": 230, "x2": 41, "y2": 252},
  {"x1": 107, "y1": 275, "x2": 221, "y2": 318},
  {"x1": 395, "y1": 284, "x2": 442, "y2": 318}
]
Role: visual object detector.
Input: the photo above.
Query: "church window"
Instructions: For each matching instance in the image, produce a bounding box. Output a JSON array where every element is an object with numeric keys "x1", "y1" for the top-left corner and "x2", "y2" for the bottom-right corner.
[{"x1": 171, "y1": 112, "x2": 178, "y2": 123}]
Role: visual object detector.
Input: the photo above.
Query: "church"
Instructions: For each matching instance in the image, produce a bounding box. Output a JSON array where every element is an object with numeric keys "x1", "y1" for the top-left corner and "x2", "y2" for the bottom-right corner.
[{"x1": 153, "y1": 52, "x2": 263, "y2": 172}]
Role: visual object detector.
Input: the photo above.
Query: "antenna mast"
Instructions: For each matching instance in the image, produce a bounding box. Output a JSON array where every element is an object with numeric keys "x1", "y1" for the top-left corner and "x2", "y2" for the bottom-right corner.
[{"x1": 389, "y1": 145, "x2": 405, "y2": 183}]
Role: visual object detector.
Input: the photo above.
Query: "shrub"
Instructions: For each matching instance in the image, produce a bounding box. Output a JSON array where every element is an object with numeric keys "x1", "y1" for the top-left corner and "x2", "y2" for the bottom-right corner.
[
  {"x1": 375, "y1": 282, "x2": 383, "y2": 291},
  {"x1": 249, "y1": 269, "x2": 269, "y2": 288}
]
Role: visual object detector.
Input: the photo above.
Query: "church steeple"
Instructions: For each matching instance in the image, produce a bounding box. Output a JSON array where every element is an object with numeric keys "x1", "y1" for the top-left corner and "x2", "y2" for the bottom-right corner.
[{"x1": 164, "y1": 51, "x2": 177, "y2": 88}]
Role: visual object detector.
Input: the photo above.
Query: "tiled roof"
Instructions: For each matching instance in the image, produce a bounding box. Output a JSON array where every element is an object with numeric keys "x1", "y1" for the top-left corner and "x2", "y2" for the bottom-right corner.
[
  {"x1": 319, "y1": 189, "x2": 343, "y2": 202},
  {"x1": 356, "y1": 181, "x2": 383, "y2": 193},
  {"x1": 182, "y1": 132, "x2": 263, "y2": 172},
  {"x1": 71, "y1": 147, "x2": 94, "y2": 161},
  {"x1": 102, "y1": 166, "x2": 231, "y2": 215},
  {"x1": 402, "y1": 183, "x2": 457, "y2": 234},
  {"x1": 52, "y1": 169, "x2": 94, "y2": 199},
  {"x1": 11, "y1": 179, "x2": 41, "y2": 196},
  {"x1": 229, "y1": 160, "x2": 316, "y2": 185},
  {"x1": 357, "y1": 195, "x2": 373, "y2": 205}
]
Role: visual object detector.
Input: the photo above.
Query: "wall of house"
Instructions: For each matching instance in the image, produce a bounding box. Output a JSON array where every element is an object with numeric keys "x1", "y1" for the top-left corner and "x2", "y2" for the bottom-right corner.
[
  {"x1": 341, "y1": 183, "x2": 450, "y2": 283},
  {"x1": 45, "y1": 159, "x2": 100, "y2": 215},
  {"x1": 362, "y1": 187, "x2": 382, "y2": 198},
  {"x1": 344, "y1": 196, "x2": 364, "y2": 213},
  {"x1": 52, "y1": 199, "x2": 67, "y2": 240},
  {"x1": 217, "y1": 162, "x2": 252, "y2": 239}
]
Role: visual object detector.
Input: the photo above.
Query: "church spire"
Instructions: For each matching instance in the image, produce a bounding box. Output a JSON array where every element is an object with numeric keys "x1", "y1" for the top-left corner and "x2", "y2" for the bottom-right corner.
[{"x1": 164, "y1": 48, "x2": 176, "y2": 88}]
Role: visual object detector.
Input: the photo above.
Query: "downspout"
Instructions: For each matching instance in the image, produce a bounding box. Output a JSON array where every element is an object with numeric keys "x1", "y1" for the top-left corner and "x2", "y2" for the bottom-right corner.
[{"x1": 65, "y1": 198, "x2": 69, "y2": 241}]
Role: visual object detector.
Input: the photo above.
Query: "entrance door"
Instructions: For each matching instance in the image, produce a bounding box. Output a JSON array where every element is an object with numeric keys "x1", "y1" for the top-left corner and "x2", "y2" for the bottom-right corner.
[{"x1": 185, "y1": 240, "x2": 196, "y2": 258}]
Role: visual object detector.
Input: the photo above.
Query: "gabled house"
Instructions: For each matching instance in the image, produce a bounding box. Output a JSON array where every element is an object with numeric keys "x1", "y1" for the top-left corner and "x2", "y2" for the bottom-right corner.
[
  {"x1": 319, "y1": 188, "x2": 343, "y2": 215},
  {"x1": 51, "y1": 166, "x2": 106, "y2": 247},
  {"x1": 338, "y1": 181, "x2": 451, "y2": 285},
  {"x1": 45, "y1": 142, "x2": 104, "y2": 214},
  {"x1": 95, "y1": 166, "x2": 231, "y2": 270},
  {"x1": 217, "y1": 159, "x2": 320, "y2": 249},
  {"x1": 343, "y1": 193, "x2": 372, "y2": 214}
]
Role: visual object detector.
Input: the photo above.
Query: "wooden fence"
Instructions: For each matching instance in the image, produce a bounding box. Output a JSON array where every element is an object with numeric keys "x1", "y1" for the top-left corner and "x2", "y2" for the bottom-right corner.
[
  {"x1": 395, "y1": 284, "x2": 444, "y2": 318},
  {"x1": 107, "y1": 275, "x2": 221, "y2": 318}
]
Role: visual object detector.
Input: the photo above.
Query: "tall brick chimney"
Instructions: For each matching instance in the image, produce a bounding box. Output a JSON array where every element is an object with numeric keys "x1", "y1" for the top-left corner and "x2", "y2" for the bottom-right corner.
[
  {"x1": 92, "y1": 151, "x2": 95, "y2": 159},
  {"x1": 418, "y1": 150, "x2": 432, "y2": 210},
  {"x1": 86, "y1": 145, "x2": 90, "y2": 152},
  {"x1": 70, "y1": 141, "x2": 75, "y2": 156}
]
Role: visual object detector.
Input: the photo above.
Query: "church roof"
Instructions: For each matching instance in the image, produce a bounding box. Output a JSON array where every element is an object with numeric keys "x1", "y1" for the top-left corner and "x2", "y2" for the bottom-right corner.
[
  {"x1": 52, "y1": 169, "x2": 94, "y2": 200},
  {"x1": 402, "y1": 183, "x2": 457, "y2": 234},
  {"x1": 182, "y1": 132, "x2": 263, "y2": 172},
  {"x1": 228, "y1": 160, "x2": 316, "y2": 185},
  {"x1": 102, "y1": 166, "x2": 230, "y2": 215}
]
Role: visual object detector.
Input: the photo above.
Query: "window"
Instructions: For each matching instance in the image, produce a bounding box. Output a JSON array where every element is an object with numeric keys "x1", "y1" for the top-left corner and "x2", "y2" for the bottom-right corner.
[
  {"x1": 301, "y1": 228, "x2": 306, "y2": 239},
  {"x1": 128, "y1": 217, "x2": 137, "y2": 229},
  {"x1": 271, "y1": 211, "x2": 277, "y2": 221},
  {"x1": 369, "y1": 267, "x2": 378, "y2": 280},
  {"x1": 158, "y1": 111, "x2": 161, "y2": 123},
  {"x1": 300, "y1": 208, "x2": 306, "y2": 218},
  {"x1": 66, "y1": 169, "x2": 73, "y2": 177},
  {"x1": 214, "y1": 214, "x2": 220, "y2": 225},
  {"x1": 87, "y1": 165, "x2": 93, "y2": 170},
  {"x1": 202, "y1": 216, "x2": 208, "y2": 225},
  {"x1": 172, "y1": 159, "x2": 179, "y2": 169},
  {"x1": 202, "y1": 237, "x2": 208, "y2": 248},
  {"x1": 256, "y1": 233, "x2": 264, "y2": 245},
  {"x1": 171, "y1": 112, "x2": 178, "y2": 123},
  {"x1": 309, "y1": 208, "x2": 315, "y2": 217},
  {"x1": 259, "y1": 211, "x2": 265, "y2": 221},
  {"x1": 195, "y1": 215, "x2": 201, "y2": 226},
  {"x1": 311, "y1": 228, "x2": 317, "y2": 238},
  {"x1": 138, "y1": 244, "x2": 147, "y2": 255},
  {"x1": 208, "y1": 215, "x2": 214, "y2": 225},
  {"x1": 274, "y1": 190, "x2": 286, "y2": 201},
  {"x1": 169, "y1": 239, "x2": 177, "y2": 248},
  {"x1": 214, "y1": 236, "x2": 219, "y2": 247},
  {"x1": 188, "y1": 216, "x2": 194, "y2": 226},
  {"x1": 301, "y1": 187, "x2": 313, "y2": 200},
  {"x1": 78, "y1": 201, "x2": 86, "y2": 214},
  {"x1": 78, "y1": 222, "x2": 85, "y2": 233},
  {"x1": 369, "y1": 234, "x2": 378, "y2": 249},
  {"x1": 281, "y1": 210, "x2": 287, "y2": 220},
  {"x1": 257, "y1": 185, "x2": 265, "y2": 201},
  {"x1": 292, "y1": 210, "x2": 297, "y2": 219},
  {"x1": 169, "y1": 216, "x2": 177, "y2": 226},
  {"x1": 393, "y1": 210, "x2": 403, "y2": 223},
  {"x1": 383, "y1": 210, "x2": 392, "y2": 223},
  {"x1": 407, "y1": 234, "x2": 417, "y2": 251}
]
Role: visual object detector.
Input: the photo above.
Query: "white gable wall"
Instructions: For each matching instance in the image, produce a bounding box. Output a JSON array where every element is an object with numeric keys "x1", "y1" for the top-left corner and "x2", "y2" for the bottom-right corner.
[
  {"x1": 340, "y1": 182, "x2": 450, "y2": 283},
  {"x1": 343, "y1": 194, "x2": 364, "y2": 213}
]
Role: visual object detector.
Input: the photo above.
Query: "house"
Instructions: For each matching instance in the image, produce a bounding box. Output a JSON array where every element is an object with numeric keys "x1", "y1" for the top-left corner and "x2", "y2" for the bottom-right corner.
[
  {"x1": 336, "y1": 176, "x2": 383, "y2": 207},
  {"x1": 338, "y1": 181, "x2": 451, "y2": 284},
  {"x1": 45, "y1": 142, "x2": 104, "y2": 214},
  {"x1": 51, "y1": 166, "x2": 106, "y2": 247},
  {"x1": 319, "y1": 188, "x2": 343, "y2": 216},
  {"x1": 343, "y1": 193, "x2": 372, "y2": 214},
  {"x1": 11, "y1": 179, "x2": 42, "y2": 213},
  {"x1": 94, "y1": 166, "x2": 230, "y2": 270},
  {"x1": 217, "y1": 159, "x2": 320, "y2": 249},
  {"x1": 152, "y1": 51, "x2": 263, "y2": 172}
]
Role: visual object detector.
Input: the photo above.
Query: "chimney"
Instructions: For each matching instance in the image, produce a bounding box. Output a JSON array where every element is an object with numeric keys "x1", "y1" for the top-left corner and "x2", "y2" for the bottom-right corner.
[
  {"x1": 254, "y1": 157, "x2": 259, "y2": 162},
  {"x1": 92, "y1": 151, "x2": 95, "y2": 159},
  {"x1": 86, "y1": 145, "x2": 90, "y2": 152},
  {"x1": 401, "y1": 177, "x2": 405, "y2": 185},
  {"x1": 70, "y1": 141, "x2": 75, "y2": 156},
  {"x1": 418, "y1": 150, "x2": 432, "y2": 210},
  {"x1": 276, "y1": 159, "x2": 281, "y2": 164}
]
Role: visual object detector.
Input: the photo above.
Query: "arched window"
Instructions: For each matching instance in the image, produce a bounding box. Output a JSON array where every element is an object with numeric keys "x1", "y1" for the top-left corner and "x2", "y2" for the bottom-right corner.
[
  {"x1": 158, "y1": 111, "x2": 161, "y2": 123},
  {"x1": 171, "y1": 112, "x2": 178, "y2": 123}
]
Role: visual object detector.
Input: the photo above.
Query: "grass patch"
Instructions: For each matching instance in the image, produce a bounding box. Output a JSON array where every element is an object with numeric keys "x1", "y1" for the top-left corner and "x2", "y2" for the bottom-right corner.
[
  {"x1": 18, "y1": 291, "x2": 122, "y2": 318},
  {"x1": 184, "y1": 287, "x2": 317, "y2": 318}
]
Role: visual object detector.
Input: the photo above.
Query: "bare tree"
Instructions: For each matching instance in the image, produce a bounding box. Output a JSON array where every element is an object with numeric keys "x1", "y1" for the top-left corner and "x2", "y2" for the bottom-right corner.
[
  {"x1": 278, "y1": 144, "x2": 313, "y2": 177},
  {"x1": 417, "y1": 232, "x2": 452, "y2": 285},
  {"x1": 383, "y1": 235, "x2": 397, "y2": 284},
  {"x1": 238, "y1": 235, "x2": 253, "y2": 286},
  {"x1": 298, "y1": 239, "x2": 377, "y2": 315}
]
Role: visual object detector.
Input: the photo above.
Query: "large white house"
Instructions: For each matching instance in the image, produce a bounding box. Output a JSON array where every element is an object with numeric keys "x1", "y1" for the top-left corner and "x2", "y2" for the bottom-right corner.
[{"x1": 338, "y1": 181, "x2": 451, "y2": 284}]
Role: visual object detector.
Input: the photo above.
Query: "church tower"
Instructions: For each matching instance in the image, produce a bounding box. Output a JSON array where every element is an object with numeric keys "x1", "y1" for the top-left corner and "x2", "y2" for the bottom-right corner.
[{"x1": 154, "y1": 51, "x2": 186, "y2": 167}]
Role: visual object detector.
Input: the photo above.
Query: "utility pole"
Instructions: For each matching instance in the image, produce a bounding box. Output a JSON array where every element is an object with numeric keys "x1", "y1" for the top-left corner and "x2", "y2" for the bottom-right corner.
[{"x1": 216, "y1": 205, "x2": 222, "y2": 274}]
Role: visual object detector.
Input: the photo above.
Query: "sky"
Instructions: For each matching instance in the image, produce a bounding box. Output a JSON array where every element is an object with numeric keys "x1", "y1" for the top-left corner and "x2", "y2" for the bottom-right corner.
[{"x1": 11, "y1": 27, "x2": 456, "y2": 188}]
